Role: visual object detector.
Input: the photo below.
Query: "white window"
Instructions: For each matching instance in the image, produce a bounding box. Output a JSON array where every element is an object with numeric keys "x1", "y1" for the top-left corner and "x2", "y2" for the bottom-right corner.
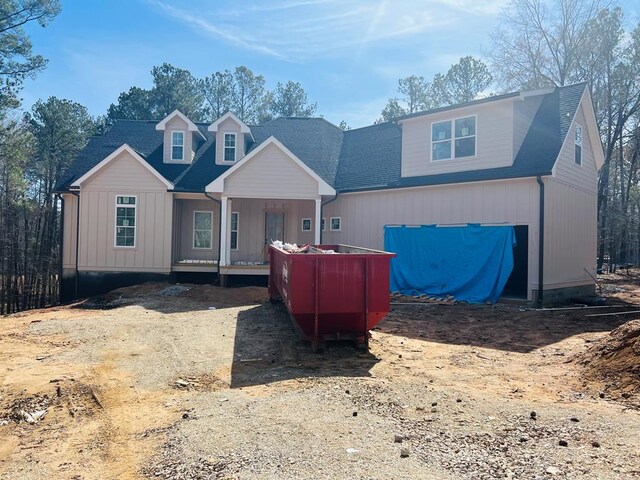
[
  {"x1": 230, "y1": 211, "x2": 239, "y2": 250},
  {"x1": 432, "y1": 116, "x2": 476, "y2": 161},
  {"x1": 301, "y1": 218, "x2": 312, "y2": 231},
  {"x1": 171, "y1": 131, "x2": 184, "y2": 161},
  {"x1": 193, "y1": 211, "x2": 213, "y2": 249},
  {"x1": 321, "y1": 217, "x2": 326, "y2": 231},
  {"x1": 575, "y1": 124, "x2": 582, "y2": 165},
  {"x1": 115, "y1": 196, "x2": 136, "y2": 247},
  {"x1": 224, "y1": 133, "x2": 236, "y2": 162},
  {"x1": 330, "y1": 217, "x2": 341, "y2": 231}
]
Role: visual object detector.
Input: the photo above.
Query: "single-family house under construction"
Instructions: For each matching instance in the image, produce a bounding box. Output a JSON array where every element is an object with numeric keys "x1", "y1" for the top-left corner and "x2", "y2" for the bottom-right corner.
[{"x1": 55, "y1": 83, "x2": 603, "y2": 304}]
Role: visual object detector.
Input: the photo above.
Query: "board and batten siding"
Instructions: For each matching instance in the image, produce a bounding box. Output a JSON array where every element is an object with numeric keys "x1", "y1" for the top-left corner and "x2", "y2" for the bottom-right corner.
[
  {"x1": 77, "y1": 151, "x2": 173, "y2": 272},
  {"x1": 544, "y1": 100, "x2": 599, "y2": 289},
  {"x1": 175, "y1": 199, "x2": 220, "y2": 261},
  {"x1": 322, "y1": 179, "x2": 541, "y2": 300},
  {"x1": 223, "y1": 143, "x2": 319, "y2": 199},
  {"x1": 62, "y1": 193, "x2": 78, "y2": 269},
  {"x1": 227, "y1": 198, "x2": 316, "y2": 263},
  {"x1": 401, "y1": 100, "x2": 515, "y2": 178},
  {"x1": 215, "y1": 117, "x2": 246, "y2": 164},
  {"x1": 163, "y1": 116, "x2": 195, "y2": 163}
]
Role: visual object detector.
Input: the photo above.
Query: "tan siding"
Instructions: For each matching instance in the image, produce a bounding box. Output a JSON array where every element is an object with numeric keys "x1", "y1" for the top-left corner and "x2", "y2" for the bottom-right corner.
[
  {"x1": 322, "y1": 179, "x2": 541, "y2": 300},
  {"x1": 62, "y1": 194, "x2": 78, "y2": 268},
  {"x1": 401, "y1": 100, "x2": 515, "y2": 178},
  {"x1": 176, "y1": 199, "x2": 220, "y2": 261},
  {"x1": 228, "y1": 198, "x2": 316, "y2": 263},
  {"x1": 553, "y1": 102, "x2": 598, "y2": 193},
  {"x1": 163, "y1": 116, "x2": 194, "y2": 164},
  {"x1": 78, "y1": 152, "x2": 172, "y2": 272},
  {"x1": 215, "y1": 117, "x2": 246, "y2": 164},
  {"x1": 544, "y1": 178, "x2": 597, "y2": 288},
  {"x1": 224, "y1": 143, "x2": 319, "y2": 198}
]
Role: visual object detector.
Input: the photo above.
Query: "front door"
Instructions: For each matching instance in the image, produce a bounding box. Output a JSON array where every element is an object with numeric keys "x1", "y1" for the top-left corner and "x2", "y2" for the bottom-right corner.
[{"x1": 265, "y1": 211, "x2": 285, "y2": 261}]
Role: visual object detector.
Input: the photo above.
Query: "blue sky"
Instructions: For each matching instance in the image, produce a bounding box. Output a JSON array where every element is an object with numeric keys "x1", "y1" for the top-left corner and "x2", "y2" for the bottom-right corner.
[{"x1": 21, "y1": 0, "x2": 639, "y2": 127}]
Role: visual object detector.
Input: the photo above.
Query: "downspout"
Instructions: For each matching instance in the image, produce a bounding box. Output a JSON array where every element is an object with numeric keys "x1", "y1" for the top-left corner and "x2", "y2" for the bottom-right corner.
[
  {"x1": 70, "y1": 191, "x2": 80, "y2": 301},
  {"x1": 320, "y1": 193, "x2": 339, "y2": 244},
  {"x1": 55, "y1": 194, "x2": 64, "y2": 304},
  {"x1": 205, "y1": 193, "x2": 222, "y2": 280},
  {"x1": 536, "y1": 176, "x2": 545, "y2": 306}
]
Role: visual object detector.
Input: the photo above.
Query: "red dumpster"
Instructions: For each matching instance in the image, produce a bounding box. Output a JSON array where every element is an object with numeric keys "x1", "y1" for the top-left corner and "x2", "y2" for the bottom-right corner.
[{"x1": 268, "y1": 244, "x2": 396, "y2": 351}]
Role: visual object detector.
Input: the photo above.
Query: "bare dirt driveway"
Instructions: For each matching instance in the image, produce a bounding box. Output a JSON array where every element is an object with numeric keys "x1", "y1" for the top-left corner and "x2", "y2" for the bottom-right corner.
[{"x1": 0, "y1": 281, "x2": 639, "y2": 479}]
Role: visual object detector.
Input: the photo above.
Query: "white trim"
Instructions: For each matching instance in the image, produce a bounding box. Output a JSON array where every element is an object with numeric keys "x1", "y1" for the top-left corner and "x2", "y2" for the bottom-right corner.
[
  {"x1": 171, "y1": 130, "x2": 185, "y2": 162},
  {"x1": 223, "y1": 132, "x2": 237, "y2": 163},
  {"x1": 314, "y1": 198, "x2": 321, "y2": 244},
  {"x1": 330, "y1": 217, "x2": 341, "y2": 231},
  {"x1": 114, "y1": 195, "x2": 137, "y2": 248},
  {"x1": 230, "y1": 211, "x2": 239, "y2": 250},
  {"x1": 205, "y1": 136, "x2": 336, "y2": 196},
  {"x1": 192, "y1": 210, "x2": 213, "y2": 250},
  {"x1": 430, "y1": 114, "x2": 478, "y2": 162},
  {"x1": 301, "y1": 217, "x2": 312, "y2": 231},
  {"x1": 70, "y1": 144, "x2": 173, "y2": 189},
  {"x1": 208, "y1": 112, "x2": 253, "y2": 138},
  {"x1": 156, "y1": 109, "x2": 200, "y2": 133}
]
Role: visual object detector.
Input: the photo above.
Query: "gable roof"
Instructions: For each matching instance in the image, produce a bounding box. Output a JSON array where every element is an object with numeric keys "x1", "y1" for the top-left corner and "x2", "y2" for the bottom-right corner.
[
  {"x1": 206, "y1": 136, "x2": 335, "y2": 195},
  {"x1": 156, "y1": 109, "x2": 201, "y2": 133},
  {"x1": 56, "y1": 83, "x2": 594, "y2": 195},
  {"x1": 208, "y1": 111, "x2": 252, "y2": 136}
]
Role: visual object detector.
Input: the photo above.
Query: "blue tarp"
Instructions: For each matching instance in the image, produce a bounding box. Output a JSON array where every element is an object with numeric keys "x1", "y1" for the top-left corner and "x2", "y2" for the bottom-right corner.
[{"x1": 384, "y1": 225, "x2": 516, "y2": 304}]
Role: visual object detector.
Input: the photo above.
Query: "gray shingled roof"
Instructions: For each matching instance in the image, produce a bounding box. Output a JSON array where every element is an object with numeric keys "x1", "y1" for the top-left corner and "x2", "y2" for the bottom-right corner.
[{"x1": 56, "y1": 83, "x2": 587, "y2": 194}]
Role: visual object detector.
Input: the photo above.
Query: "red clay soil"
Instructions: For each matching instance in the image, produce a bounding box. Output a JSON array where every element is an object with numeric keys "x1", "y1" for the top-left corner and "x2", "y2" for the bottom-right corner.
[{"x1": 575, "y1": 319, "x2": 640, "y2": 406}]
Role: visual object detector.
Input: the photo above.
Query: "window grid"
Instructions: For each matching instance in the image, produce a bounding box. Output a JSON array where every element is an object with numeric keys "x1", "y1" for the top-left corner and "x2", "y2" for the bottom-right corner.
[
  {"x1": 230, "y1": 211, "x2": 239, "y2": 250},
  {"x1": 431, "y1": 115, "x2": 476, "y2": 161},
  {"x1": 171, "y1": 131, "x2": 184, "y2": 161},
  {"x1": 301, "y1": 218, "x2": 312, "y2": 231},
  {"x1": 224, "y1": 133, "x2": 236, "y2": 162},
  {"x1": 193, "y1": 211, "x2": 213, "y2": 249},
  {"x1": 115, "y1": 196, "x2": 136, "y2": 247},
  {"x1": 330, "y1": 217, "x2": 341, "y2": 231},
  {"x1": 574, "y1": 124, "x2": 583, "y2": 165}
]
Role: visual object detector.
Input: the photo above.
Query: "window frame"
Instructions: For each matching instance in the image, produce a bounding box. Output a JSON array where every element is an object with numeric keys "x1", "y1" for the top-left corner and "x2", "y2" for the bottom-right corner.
[
  {"x1": 223, "y1": 132, "x2": 237, "y2": 163},
  {"x1": 430, "y1": 114, "x2": 477, "y2": 162},
  {"x1": 114, "y1": 195, "x2": 137, "y2": 248},
  {"x1": 171, "y1": 131, "x2": 185, "y2": 162},
  {"x1": 192, "y1": 210, "x2": 213, "y2": 250},
  {"x1": 330, "y1": 217, "x2": 341, "y2": 231},
  {"x1": 574, "y1": 124, "x2": 583, "y2": 166},
  {"x1": 230, "y1": 211, "x2": 239, "y2": 250},
  {"x1": 321, "y1": 217, "x2": 326, "y2": 232},
  {"x1": 301, "y1": 218, "x2": 312, "y2": 232}
]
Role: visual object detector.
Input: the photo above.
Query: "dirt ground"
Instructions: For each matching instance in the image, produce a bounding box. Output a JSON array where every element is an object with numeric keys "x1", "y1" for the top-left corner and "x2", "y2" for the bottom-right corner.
[{"x1": 0, "y1": 275, "x2": 639, "y2": 479}]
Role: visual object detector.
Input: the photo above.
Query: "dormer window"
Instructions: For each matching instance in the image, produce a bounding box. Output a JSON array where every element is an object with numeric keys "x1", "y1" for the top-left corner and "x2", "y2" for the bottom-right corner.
[
  {"x1": 224, "y1": 133, "x2": 236, "y2": 162},
  {"x1": 171, "y1": 131, "x2": 184, "y2": 161},
  {"x1": 432, "y1": 116, "x2": 476, "y2": 161}
]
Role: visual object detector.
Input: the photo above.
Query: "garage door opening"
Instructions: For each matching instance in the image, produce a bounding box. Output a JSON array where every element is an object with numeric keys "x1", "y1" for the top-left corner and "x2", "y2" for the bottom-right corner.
[{"x1": 502, "y1": 225, "x2": 528, "y2": 299}]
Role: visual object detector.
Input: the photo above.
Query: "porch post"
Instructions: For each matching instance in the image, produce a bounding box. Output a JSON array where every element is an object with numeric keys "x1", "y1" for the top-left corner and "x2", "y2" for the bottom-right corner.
[
  {"x1": 220, "y1": 195, "x2": 228, "y2": 266},
  {"x1": 314, "y1": 197, "x2": 321, "y2": 245}
]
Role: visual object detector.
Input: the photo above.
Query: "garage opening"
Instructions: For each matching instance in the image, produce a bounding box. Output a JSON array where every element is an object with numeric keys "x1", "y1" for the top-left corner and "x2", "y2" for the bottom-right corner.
[{"x1": 501, "y1": 225, "x2": 528, "y2": 299}]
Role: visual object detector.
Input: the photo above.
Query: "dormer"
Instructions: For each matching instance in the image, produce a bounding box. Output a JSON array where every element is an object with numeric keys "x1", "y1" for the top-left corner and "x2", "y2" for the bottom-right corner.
[
  {"x1": 208, "y1": 112, "x2": 253, "y2": 165},
  {"x1": 156, "y1": 110, "x2": 205, "y2": 164}
]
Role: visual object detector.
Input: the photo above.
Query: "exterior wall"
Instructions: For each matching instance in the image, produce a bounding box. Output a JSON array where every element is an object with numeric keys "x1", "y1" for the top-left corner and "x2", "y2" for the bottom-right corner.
[
  {"x1": 78, "y1": 150, "x2": 173, "y2": 273},
  {"x1": 553, "y1": 102, "x2": 598, "y2": 192},
  {"x1": 322, "y1": 179, "x2": 541, "y2": 300},
  {"x1": 215, "y1": 117, "x2": 246, "y2": 165},
  {"x1": 401, "y1": 99, "x2": 515, "y2": 178},
  {"x1": 175, "y1": 199, "x2": 220, "y2": 261},
  {"x1": 62, "y1": 193, "x2": 78, "y2": 269},
  {"x1": 223, "y1": 143, "x2": 319, "y2": 199},
  {"x1": 163, "y1": 116, "x2": 194, "y2": 164},
  {"x1": 228, "y1": 198, "x2": 316, "y2": 263}
]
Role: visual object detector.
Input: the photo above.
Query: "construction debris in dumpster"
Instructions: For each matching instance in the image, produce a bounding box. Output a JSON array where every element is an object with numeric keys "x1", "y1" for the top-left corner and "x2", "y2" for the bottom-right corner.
[{"x1": 270, "y1": 240, "x2": 336, "y2": 254}]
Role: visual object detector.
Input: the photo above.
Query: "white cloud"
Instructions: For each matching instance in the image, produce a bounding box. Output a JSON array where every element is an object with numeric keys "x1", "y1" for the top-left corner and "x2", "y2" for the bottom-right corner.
[{"x1": 146, "y1": 0, "x2": 489, "y2": 62}]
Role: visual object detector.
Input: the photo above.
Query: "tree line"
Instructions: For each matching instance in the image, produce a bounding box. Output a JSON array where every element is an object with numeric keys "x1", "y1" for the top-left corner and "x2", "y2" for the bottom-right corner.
[{"x1": 1, "y1": 0, "x2": 639, "y2": 313}]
